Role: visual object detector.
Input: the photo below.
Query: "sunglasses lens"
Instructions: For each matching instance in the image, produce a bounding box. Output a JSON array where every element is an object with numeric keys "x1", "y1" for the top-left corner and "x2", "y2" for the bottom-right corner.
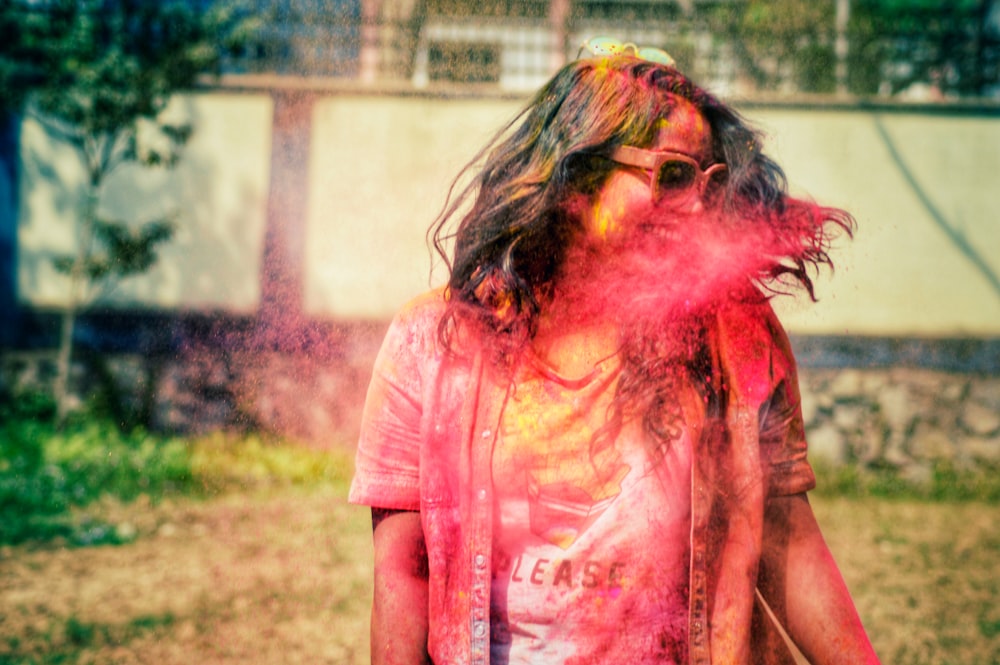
[
  {"x1": 704, "y1": 167, "x2": 728, "y2": 200},
  {"x1": 583, "y1": 38, "x2": 676, "y2": 67},
  {"x1": 657, "y1": 161, "x2": 697, "y2": 193},
  {"x1": 587, "y1": 37, "x2": 624, "y2": 56},
  {"x1": 636, "y1": 47, "x2": 676, "y2": 67}
]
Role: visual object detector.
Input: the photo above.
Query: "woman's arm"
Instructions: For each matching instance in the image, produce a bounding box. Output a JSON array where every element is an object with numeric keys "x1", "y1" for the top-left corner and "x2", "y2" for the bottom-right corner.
[
  {"x1": 371, "y1": 508, "x2": 431, "y2": 665},
  {"x1": 758, "y1": 493, "x2": 880, "y2": 665}
]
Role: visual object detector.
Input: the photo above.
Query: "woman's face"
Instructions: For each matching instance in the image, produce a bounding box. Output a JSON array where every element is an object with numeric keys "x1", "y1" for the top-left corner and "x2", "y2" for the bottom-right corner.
[{"x1": 583, "y1": 96, "x2": 714, "y2": 243}]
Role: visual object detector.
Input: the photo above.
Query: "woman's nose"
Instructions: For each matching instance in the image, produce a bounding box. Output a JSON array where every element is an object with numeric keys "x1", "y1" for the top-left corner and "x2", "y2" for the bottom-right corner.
[{"x1": 677, "y1": 193, "x2": 705, "y2": 215}]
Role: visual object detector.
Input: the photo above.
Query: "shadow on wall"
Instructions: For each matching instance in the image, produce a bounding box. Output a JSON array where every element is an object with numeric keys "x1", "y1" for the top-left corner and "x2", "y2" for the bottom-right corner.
[
  {"x1": 873, "y1": 114, "x2": 1000, "y2": 300},
  {"x1": 98, "y1": 94, "x2": 271, "y2": 312},
  {"x1": 0, "y1": 113, "x2": 20, "y2": 346},
  {"x1": 17, "y1": 93, "x2": 272, "y2": 313}
]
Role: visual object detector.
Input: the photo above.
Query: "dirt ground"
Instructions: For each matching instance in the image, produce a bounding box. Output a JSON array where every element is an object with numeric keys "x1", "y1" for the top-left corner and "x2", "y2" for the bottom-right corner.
[
  {"x1": 0, "y1": 488, "x2": 373, "y2": 664},
  {"x1": 1, "y1": 490, "x2": 998, "y2": 664}
]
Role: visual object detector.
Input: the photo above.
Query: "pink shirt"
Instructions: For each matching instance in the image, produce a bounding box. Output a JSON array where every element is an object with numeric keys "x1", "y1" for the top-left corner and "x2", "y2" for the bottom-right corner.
[{"x1": 350, "y1": 288, "x2": 816, "y2": 664}]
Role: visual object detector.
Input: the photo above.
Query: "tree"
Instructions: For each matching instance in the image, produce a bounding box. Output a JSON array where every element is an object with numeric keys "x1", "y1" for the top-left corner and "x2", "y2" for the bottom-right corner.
[
  {"x1": 849, "y1": 0, "x2": 998, "y2": 97},
  {"x1": 712, "y1": 0, "x2": 838, "y2": 94},
  {"x1": 715, "y1": 0, "x2": 999, "y2": 98},
  {"x1": 0, "y1": 0, "x2": 254, "y2": 425}
]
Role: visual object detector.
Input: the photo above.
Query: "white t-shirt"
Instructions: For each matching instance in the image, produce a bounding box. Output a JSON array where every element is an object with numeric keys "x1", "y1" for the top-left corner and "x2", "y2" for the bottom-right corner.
[{"x1": 491, "y1": 352, "x2": 692, "y2": 665}]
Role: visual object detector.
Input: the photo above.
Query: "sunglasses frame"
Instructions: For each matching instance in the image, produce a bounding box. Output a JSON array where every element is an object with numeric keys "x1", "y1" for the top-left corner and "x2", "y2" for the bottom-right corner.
[
  {"x1": 578, "y1": 36, "x2": 677, "y2": 68},
  {"x1": 610, "y1": 145, "x2": 728, "y2": 205}
]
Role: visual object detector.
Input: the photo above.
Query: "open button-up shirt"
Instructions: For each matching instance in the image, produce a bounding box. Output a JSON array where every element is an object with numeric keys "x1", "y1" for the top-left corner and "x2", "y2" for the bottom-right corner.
[{"x1": 350, "y1": 289, "x2": 815, "y2": 664}]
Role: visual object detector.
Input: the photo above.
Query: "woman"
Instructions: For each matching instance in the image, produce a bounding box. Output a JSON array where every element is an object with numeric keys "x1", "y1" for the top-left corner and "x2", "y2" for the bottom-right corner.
[{"x1": 350, "y1": 42, "x2": 880, "y2": 665}]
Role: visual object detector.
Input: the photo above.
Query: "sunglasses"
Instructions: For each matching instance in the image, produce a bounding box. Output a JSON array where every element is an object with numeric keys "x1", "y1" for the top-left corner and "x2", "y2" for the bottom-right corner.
[
  {"x1": 609, "y1": 145, "x2": 728, "y2": 207},
  {"x1": 578, "y1": 36, "x2": 676, "y2": 68}
]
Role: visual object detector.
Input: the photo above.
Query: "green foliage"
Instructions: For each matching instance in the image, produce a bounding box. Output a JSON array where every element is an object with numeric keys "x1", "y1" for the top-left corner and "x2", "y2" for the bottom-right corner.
[
  {"x1": 0, "y1": 393, "x2": 194, "y2": 545},
  {"x1": 795, "y1": 43, "x2": 837, "y2": 94},
  {"x1": 0, "y1": 0, "x2": 250, "y2": 188},
  {"x1": 1, "y1": 612, "x2": 177, "y2": 664},
  {"x1": 0, "y1": 394, "x2": 354, "y2": 546},
  {"x1": 0, "y1": 1, "x2": 257, "y2": 425},
  {"x1": 51, "y1": 217, "x2": 175, "y2": 282},
  {"x1": 813, "y1": 460, "x2": 1000, "y2": 503},
  {"x1": 0, "y1": 1, "x2": 70, "y2": 114},
  {"x1": 190, "y1": 430, "x2": 354, "y2": 495},
  {"x1": 712, "y1": 0, "x2": 994, "y2": 97},
  {"x1": 849, "y1": 0, "x2": 993, "y2": 96},
  {"x1": 857, "y1": 0, "x2": 982, "y2": 16},
  {"x1": 715, "y1": 0, "x2": 838, "y2": 93},
  {"x1": 2, "y1": 0, "x2": 237, "y2": 129}
]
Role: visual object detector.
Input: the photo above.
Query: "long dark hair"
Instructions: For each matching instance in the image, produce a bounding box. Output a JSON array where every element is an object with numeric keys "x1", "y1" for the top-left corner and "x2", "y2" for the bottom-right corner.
[
  {"x1": 430, "y1": 55, "x2": 853, "y2": 450},
  {"x1": 432, "y1": 56, "x2": 850, "y2": 341}
]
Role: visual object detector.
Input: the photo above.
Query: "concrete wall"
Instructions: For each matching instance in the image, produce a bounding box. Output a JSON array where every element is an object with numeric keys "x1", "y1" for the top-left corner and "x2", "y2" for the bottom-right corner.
[
  {"x1": 16, "y1": 92, "x2": 1000, "y2": 336},
  {"x1": 17, "y1": 94, "x2": 273, "y2": 314}
]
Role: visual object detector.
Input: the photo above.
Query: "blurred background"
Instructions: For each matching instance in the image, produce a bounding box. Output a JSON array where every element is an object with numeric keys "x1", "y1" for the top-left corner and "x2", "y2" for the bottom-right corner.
[
  {"x1": 2, "y1": 0, "x2": 997, "y2": 446},
  {"x1": 0, "y1": 2, "x2": 998, "y2": 662}
]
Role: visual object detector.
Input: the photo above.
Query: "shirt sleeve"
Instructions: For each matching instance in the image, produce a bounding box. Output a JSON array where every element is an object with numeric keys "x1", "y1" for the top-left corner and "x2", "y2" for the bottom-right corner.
[
  {"x1": 756, "y1": 304, "x2": 816, "y2": 497},
  {"x1": 348, "y1": 294, "x2": 442, "y2": 510}
]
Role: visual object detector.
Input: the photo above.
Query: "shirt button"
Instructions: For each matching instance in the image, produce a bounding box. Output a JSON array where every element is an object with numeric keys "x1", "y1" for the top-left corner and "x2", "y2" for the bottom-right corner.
[
  {"x1": 473, "y1": 622, "x2": 487, "y2": 637},
  {"x1": 477, "y1": 488, "x2": 487, "y2": 501},
  {"x1": 475, "y1": 554, "x2": 486, "y2": 567},
  {"x1": 481, "y1": 429, "x2": 492, "y2": 439}
]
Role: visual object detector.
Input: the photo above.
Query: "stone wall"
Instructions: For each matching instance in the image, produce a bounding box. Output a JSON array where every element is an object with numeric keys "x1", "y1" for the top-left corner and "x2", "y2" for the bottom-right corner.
[
  {"x1": 799, "y1": 368, "x2": 1000, "y2": 480},
  {"x1": 150, "y1": 333, "x2": 380, "y2": 446},
  {"x1": 4, "y1": 341, "x2": 998, "y2": 478},
  {"x1": 0, "y1": 320, "x2": 386, "y2": 447}
]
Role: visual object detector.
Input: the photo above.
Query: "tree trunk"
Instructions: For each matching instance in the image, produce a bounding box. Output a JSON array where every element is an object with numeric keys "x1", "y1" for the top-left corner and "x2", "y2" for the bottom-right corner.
[
  {"x1": 53, "y1": 299, "x2": 77, "y2": 426},
  {"x1": 835, "y1": 0, "x2": 850, "y2": 97},
  {"x1": 53, "y1": 178, "x2": 98, "y2": 426}
]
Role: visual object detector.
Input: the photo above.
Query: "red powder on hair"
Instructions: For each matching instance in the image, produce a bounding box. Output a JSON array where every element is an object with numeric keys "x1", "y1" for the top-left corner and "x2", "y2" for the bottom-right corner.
[{"x1": 550, "y1": 199, "x2": 792, "y2": 336}]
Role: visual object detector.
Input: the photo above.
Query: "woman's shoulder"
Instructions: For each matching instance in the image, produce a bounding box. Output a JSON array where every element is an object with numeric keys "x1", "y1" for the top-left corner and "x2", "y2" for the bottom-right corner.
[
  {"x1": 711, "y1": 287, "x2": 797, "y2": 399},
  {"x1": 391, "y1": 287, "x2": 449, "y2": 328},
  {"x1": 372, "y1": 288, "x2": 448, "y2": 360},
  {"x1": 713, "y1": 284, "x2": 783, "y2": 339}
]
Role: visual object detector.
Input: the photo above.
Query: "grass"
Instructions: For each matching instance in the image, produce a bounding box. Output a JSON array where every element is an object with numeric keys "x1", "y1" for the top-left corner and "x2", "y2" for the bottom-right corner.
[
  {"x1": 812, "y1": 460, "x2": 1000, "y2": 504},
  {"x1": 0, "y1": 488, "x2": 373, "y2": 665},
  {"x1": 813, "y1": 497, "x2": 999, "y2": 665},
  {"x1": 0, "y1": 393, "x2": 353, "y2": 547},
  {"x1": 2, "y1": 613, "x2": 177, "y2": 664},
  {"x1": 0, "y1": 397, "x2": 997, "y2": 664},
  {"x1": 0, "y1": 492, "x2": 995, "y2": 664}
]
